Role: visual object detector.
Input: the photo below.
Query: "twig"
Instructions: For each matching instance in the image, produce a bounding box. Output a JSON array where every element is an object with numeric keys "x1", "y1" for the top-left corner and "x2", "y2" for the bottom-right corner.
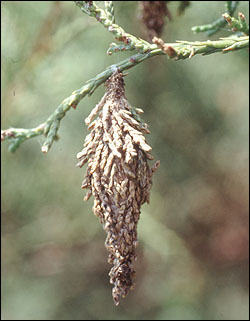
[
  {"x1": 192, "y1": 1, "x2": 239, "y2": 35},
  {"x1": 223, "y1": 12, "x2": 249, "y2": 35},
  {"x1": 74, "y1": 1, "x2": 152, "y2": 53},
  {"x1": 104, "y1": 1, "x2": 115, "y2": 24},
  {"x1": 1, "y1": 49, "x2": 161, "y2": 153},
  {"x1": 1, "y1": 124, "x2": 46, "y2": 152},
  {"x1": 107, "y1": 43, "x2": 135, "y2": 55},
  {"x1": 153, "y1": 35, "x2": 249, "y2": 59}
]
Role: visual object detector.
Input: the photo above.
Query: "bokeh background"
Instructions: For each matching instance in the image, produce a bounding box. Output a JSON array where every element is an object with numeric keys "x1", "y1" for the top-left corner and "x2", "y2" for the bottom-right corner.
[{"x1": 1, "y1": 1, "x2": 249, "y2": 320}]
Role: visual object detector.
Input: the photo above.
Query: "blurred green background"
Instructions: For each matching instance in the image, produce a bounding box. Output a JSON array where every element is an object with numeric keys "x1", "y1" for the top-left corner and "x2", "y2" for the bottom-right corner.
[{"x1": 1, "y1": 1, "x2": 249, "y2": 320}]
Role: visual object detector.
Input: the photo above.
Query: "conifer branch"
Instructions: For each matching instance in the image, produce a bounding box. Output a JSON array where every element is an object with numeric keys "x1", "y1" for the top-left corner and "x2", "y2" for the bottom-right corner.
[
  {"x1": 192, "y1": 1, "x2": 239, "y2": 35},
  {"x1": 223, "y1": 12, "x2": 249, "y2": 35},
  {"x1": 107, "y1": 43, "x2": 135, "y2": 55},
  {"x1": 74, "y1": 1, "x2": 152, "y2": 53},
  {"x1": 1, "y1": 49, "x2": 162, "y2": 153},
  {"x1": 153, "y1": 35, "x2": 249, "y2": 60},
  {"x1": 104, "y1": 1, "x2": 115, "y2": 24},
  {"x1": 1, "y1": 2, "x2": 249, "y2": 153}
]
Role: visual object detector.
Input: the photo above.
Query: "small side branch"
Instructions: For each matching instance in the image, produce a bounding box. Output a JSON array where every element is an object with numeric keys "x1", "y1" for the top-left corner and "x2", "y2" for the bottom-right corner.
[
  {"x1": 153, "y1": 35, "x2": 249, "y2": 60},
  {"x1": 104, "y1": 1, "x2": 115, "y2": 24},
  {"x1": 1, "y1": 124, "x2": 46, "y2": 152},
  {"x1": 192, "y1": 1, "x2": 239, "y2": 35},
  {"x1": 107, "y1": 43, "x2": 135, "y2": 55},
  {"x1": 223, "y1": 12, "x2": 249, "y2": 35},
  {"x1": 74, "y1": 1, "x2": 152, "y2": 53}
]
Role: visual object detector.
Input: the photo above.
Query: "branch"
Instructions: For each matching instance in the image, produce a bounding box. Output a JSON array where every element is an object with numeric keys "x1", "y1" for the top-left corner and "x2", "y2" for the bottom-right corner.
[
  {"x1": 104, "y1": 1, "x2": 115, "y2": 24},
  {"x1": 192, "y1": 1, "x2": 239, "y2": 36},
  {"x1": 1, "y1": 124, "x2": 46, "y2": 153},
  {"x1": 74, "y1": 1, "x2": 152, "y2": 53},
  {"x1": 1, "y1": 2, "x2": 249, "y2": 153},
  {"x1": 153, "y1": 35, "x2": 249, "y2": 60},
  {"x1": 1, "y1": 49, "x2": 162, "y2": 153},
  {"x1": 107, "y1": 43, "x2": 135, "y2": 55},
  {"x1": 223, "y1": 12, "x2": 249, "y2": 35}
]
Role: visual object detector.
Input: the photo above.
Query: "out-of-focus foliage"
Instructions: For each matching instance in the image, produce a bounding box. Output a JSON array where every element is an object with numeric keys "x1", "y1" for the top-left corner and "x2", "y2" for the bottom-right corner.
[{"x1": 1, "y1": 1, "x2": 249, "y2": 320}]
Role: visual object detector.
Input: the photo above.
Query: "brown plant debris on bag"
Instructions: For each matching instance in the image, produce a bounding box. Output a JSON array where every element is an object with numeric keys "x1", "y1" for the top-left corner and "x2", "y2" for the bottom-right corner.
[
  {"x1": 77, "y1": 70, "x2": 160, "y2": 305},
  {"x1": 140, "y1": 1, "x2": 171, "y2": 40},
  {"x1": 177, "y1": 1, "x2": 190, "y2": 16},
  {"x1": 140, "y1": 1, "x2": 190, "y2": 40}
]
